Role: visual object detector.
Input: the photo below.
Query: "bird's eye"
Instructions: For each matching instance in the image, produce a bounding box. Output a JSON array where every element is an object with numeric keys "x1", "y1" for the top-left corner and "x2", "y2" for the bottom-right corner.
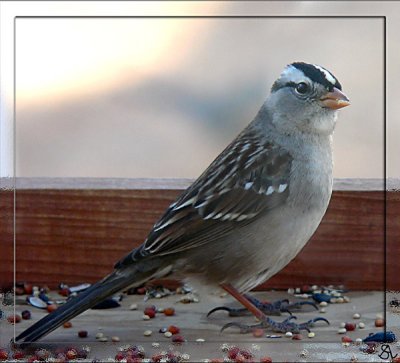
[{"x1": 295, "y1": 82, "x2": 309, "y2": 95}]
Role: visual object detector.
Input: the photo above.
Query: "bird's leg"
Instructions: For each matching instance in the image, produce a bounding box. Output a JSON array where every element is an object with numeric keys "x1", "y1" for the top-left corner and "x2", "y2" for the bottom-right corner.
[
  {"x1": 214, "y1": 283, "x2": 329, "y2": 334},
  {"x1": 208, "y1": 289, "x2": 317, "y2": 317}
]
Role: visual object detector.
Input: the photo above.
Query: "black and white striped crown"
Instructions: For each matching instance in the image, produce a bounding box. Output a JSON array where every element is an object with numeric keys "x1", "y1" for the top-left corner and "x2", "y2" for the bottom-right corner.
[{"x1": 291, "y1": 62, "x2": 342, "y2": 91}]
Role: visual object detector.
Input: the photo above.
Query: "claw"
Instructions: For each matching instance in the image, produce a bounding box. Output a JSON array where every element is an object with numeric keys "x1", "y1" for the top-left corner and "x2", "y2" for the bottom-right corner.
[
  {"x1": 207, "y1": 306, "x2": 248, "y2": 317},
  {"x1": 309, "y1": 317, "x2": 330, "y2": 325},
  {"x1": 220, "y1": 322, "x2": 254, "y2": 334}
]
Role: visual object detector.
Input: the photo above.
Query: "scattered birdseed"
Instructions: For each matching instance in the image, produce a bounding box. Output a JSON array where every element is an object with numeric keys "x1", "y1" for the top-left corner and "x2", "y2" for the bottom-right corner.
[
  {"x1": 164, "y1": 331, "x2": 172, "y2": 338},
  {"x1": 319, "y1": 301, "x2": 328, "y2": 307},
  {"x1": 142, "y1": 314, "x2": 151, "y2": 320},
  {"x1": 196, "y1": 338, "x2": 206, "y2": 343},
  {"x1": 342, "y1": 336, "x2": 353, "y2": 343},
  {"x1": 375, "y1": 318, "x2": 384, "y2": 327},
  {"x1": 167, "y1": 325, "x2": 180, "y2": 334},
  {"x1": 111, "y1": 336, "x2": 120, "y2": 342},
  {"x1": 338, "y1": 328, "x2": 347, "y2": 334},
  {"x1": 78, "y1": 330, "x2": 88, "y2": 338},
  {"x1": 151, "y1": 342, "x2": 160, "y2": 348},
  {"x1": 353, "y1": 313, "x2": 361, "y2": 319},
  {"x1": 308, "y1": 332, "x2": 315, "y2": 338},
  {"x1": 181, "y1": 353, "x2": 190, "y2": 360},
  {"x1": 95, "y1": 332, "x2": 104, "y2": 339},
  {"x1": 99, "y1": 336, "x2": 108, "y2": 342},
  {"x1": 163, "y1": 307, "x2": 175, "y2": 316},
  {"x1": 171, "y1": 335, "x2": 185, "y2": 344},
  {"x1": 285, "y1": 332, "x2": 293, "y2": 338},
  {"x1": 355, "y1": 338, "x2": 363, "y2": 344},
  {"x1": 330, "y1": 298, "x2": 338, "y2": 304},
  {"x1": 292, "y1": 334, "x2": 302, "y2": 340},
  {"x1": 251, "y1": 344, "x2": 260, "y2": 351},
  {"x1": 343, "y1": 296, "x2": 351, "y2": 303},
  {"x1": 143, "y1": 330, "x2": 152, "y2": 337},
  {"x1": 358, "y1": 322, "x2": 365, "y2": 329},
  {"x1": 287, "y1": 288, "x2": 295, "y2": 295},
  {"x1": 220, "y1": 343, "x2": 230, "y2": 352},
  {"x1": 7, "y1": 314, "x2": 21, "y2": 324},
  {"x1": 300, "y1": 349, "x2": 308, "y2": 357},
  {"x1": 339, "y1": 322, "x2": 346, "y2": 328},
  {"x1": 350, "y1": 354, "x2": 358, "y2": 362},
  {"x1": 252, "y1": 328, "x2": 264, "y2": 338},
  {"x1": 63, "y1": 321, "x2": 72, "y2": 328},
  {"x1": 376, "y1": 313, "x2": 383, "y2": 319},
  {"x1": 336, "y1": 297, "x2": 344, "y2": 303},
  {"x1": 21, "y1": 310, "x2": 31, "y2": 320},
  {"x1": 345, "y1": 323, "x2": 356, "y2": 331},
  {"x1": 129, "y1": 303, "x2": 138, "y2": 310},
  {"x1": 320, "y1": 308, "x2": 327, "y2": 313}
]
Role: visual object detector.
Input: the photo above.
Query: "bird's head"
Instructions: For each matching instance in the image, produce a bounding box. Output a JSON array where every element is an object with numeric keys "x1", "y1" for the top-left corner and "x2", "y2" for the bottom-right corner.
[{"x1": 267, "y1": 62, "x2": 350, "y2": 136}]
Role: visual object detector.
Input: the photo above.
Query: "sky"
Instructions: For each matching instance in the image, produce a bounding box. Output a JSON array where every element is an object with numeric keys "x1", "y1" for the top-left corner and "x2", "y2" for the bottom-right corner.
[{"x1": 1, "y1": 1, "x2": 399, "y2": 180}]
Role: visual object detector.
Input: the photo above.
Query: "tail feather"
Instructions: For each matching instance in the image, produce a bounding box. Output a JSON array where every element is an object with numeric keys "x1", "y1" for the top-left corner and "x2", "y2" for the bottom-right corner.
[{"x1": 15, "y1": 272, "x2": 132, "y2": 347}]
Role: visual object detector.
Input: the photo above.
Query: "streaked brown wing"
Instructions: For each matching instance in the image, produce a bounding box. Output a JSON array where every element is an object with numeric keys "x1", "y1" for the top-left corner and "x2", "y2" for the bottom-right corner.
[{"x1": 115, "y1": 128, "x2": 292, "y2": 266}]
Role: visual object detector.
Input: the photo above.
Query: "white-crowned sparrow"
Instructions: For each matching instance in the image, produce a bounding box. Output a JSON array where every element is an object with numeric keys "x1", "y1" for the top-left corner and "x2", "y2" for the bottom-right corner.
[{"x1": 16, "y1": 62, "x2": 350, "y2": 345}]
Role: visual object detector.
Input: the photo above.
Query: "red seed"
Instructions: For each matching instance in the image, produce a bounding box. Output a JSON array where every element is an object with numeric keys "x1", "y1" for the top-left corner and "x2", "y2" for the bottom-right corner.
[
  {"x1": 301, "y1": 285, "x2": 311, "y2": 293},
  {"x1": 252, "y1": 328, "x2": 264, "y2": 337},
  {"x1": 27, "y1": 356, "x2": 39, "y2": 363},
  {"x1": 115, "y1": 352, "x2": 126, "y2": 361},
  {"x1": 47, "y1": 304, "x2": 58, "y2": 313},
  {"x1": 78, "y1": 330, "x2": 88, "y2": 338},
  {"x1": 168, "y1": 325, "x2": 180, "y2": 334},
  {"x1": 163, "y1": 307, "x2": 175, "y2": 316},
  {"x1": 344, "y1": 322, "x2": 356, "y2": 331},
  {"x1": 171, "y1": 334, "x2": 185, "y2": 344},
  {"x1": 0, "y1": 349, "x2": 8, "y2": 361},
  {"x1": 63, "y1": 321, "x2": 72, "y2": 328},
  {"x1": 239, "y1": 349, "x2": 253, "y2": 359},
  {"x1": 392, "y1": 357, "x2": 400, "y2": 363},
  {"x1": 7, "y1": 314, "x2": 21, "y2": 324},
  {"x1": 144, "y1": 306, "x2": 156, "y2": 318},
  {"x1": 341, "y1": 336, "x2": 353, "y2": 343},
  {"x1": 292, "y1": 334, "x2": 303, "y2": 340},
  {"x1": 66, "y1": 349, "x2": 77, "y2": 360},
  {"x1": 375, "y1": 318, "x2": 384, "y2": 327},
  {"x1": 58, "y1": 288, "x2": 70, "y2": 297},
  {"x1": 260, "y1": 357, "x2": 273, "y2": 363},
  {"x1": 227, "y1": 346, "x2": 240, "y2": 359},
  {"x1": 136, "y1": 287, "x2": 146, "y2": 294},
  {"x1": 151, "y1": 354, "x2": 163, "y2": 363},
  {"x1": 210, "y1": 359, "x2": 224, "y2": 363},
  {"x1": 12, "y1": 351, "x2": 25, "y2": 359},
  {"x1": 24, "y1": 283, "x2": 33, "y2": 295},
  {"x1": 21, "y1": 310, "x2": 31, "y2": 320}
]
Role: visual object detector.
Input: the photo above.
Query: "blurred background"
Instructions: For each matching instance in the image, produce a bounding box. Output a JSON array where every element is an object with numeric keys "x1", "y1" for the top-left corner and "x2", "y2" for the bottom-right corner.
[{"x1": 12, "y1": 6, "x2": 386, "y2": 179}]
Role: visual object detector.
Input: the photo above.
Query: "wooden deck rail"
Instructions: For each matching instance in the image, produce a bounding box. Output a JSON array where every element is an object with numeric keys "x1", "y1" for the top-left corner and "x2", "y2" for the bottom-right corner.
[{"x1": 0, "y1": 178, "x2": 398, "y2": 291}]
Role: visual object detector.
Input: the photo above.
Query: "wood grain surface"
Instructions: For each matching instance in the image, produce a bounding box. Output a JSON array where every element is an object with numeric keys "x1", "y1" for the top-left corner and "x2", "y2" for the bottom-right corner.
[{"x1": 0, "y1": 178, "x2": 398, "y2": 291}]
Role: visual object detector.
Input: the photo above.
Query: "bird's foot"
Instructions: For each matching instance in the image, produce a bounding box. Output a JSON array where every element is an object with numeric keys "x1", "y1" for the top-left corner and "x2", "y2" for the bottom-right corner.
[
  {"x1": 208, "y1": 294, "x2": 318, "y2": 317},
  {"x1": 221, "y1": 315, "x2": 329, "y2": 334}
]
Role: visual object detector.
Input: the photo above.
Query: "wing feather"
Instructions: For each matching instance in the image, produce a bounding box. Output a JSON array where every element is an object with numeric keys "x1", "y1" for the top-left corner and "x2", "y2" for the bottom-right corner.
[{"x1": 115, "y1": 127, "x2": 292, "y2": 267}]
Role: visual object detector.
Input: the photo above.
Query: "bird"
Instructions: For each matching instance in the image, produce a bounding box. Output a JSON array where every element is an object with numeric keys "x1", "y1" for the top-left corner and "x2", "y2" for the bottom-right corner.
[{"x1": 15, "y1": 62, "x2": 350, "y2": 346}]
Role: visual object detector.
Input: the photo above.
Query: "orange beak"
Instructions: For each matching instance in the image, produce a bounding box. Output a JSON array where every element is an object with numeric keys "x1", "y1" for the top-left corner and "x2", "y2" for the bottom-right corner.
[{"x1": 320, "y1": 87, "x2": 350, "y2": 110}]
